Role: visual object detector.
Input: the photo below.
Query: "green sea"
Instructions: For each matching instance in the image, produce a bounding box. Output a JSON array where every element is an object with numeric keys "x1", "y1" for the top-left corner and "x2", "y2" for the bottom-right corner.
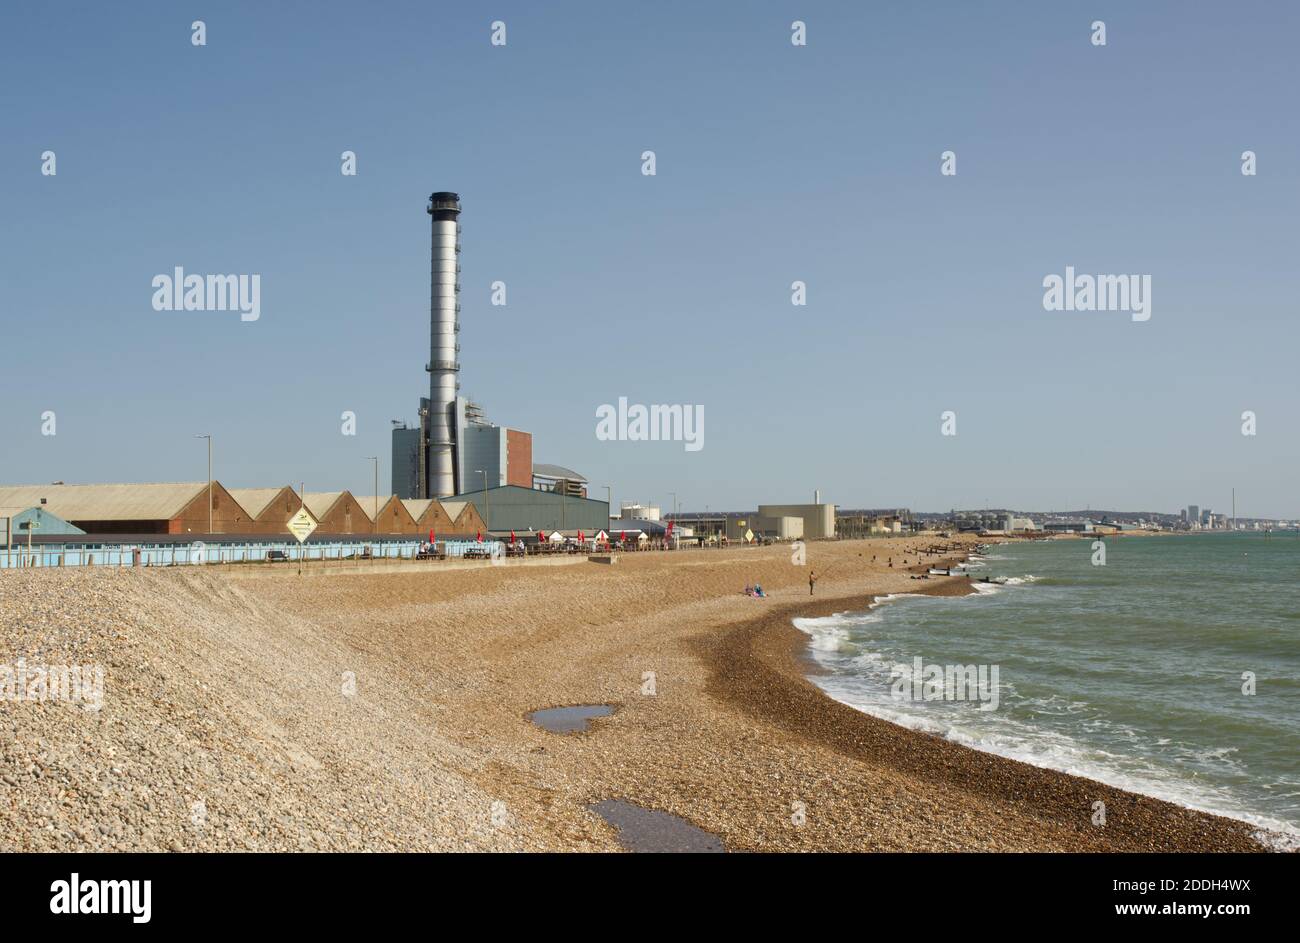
[{"x1": 795, "y1": 532, "x2": 1300, "y2": 847}]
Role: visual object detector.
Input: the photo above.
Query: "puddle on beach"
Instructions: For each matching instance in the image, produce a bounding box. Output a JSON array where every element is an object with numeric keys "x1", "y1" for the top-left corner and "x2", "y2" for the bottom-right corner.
[
  {"x1": 526, "y1": 704, "x2": 614, "y2": 734},
  {"x1": 589, "y1": 799, "x2": 726, "y2": 853}
]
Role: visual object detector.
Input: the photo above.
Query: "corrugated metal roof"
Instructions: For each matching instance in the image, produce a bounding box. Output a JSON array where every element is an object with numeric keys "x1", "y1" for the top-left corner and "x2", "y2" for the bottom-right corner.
[
  {"x1": 352, "y1": 496, "x2": 395, "y2": 522},
  {"x1": 0, "y1": 482, "x2": 207, "y2": 521},
  {"x1": 401, "y1": 499, "x2": 434, "y2": 520},
  {"x1": 532, "y1": 463, "x2": 586, "y2": 483},
  {"x1": 302, "y1": 492, "x2": 345, "y2": 518},
  {"x1": 227, "y1": 487, "x2": 289, "y2": 519}
]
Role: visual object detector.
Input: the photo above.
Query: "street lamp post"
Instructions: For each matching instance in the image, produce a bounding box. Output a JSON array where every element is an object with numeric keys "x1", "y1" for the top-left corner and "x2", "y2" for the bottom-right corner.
[
  {"x1": 604, "y1": 486, "x2": 612, "y2": 551},
  {"x1": 365, "y1": 456, "x2": 378, "y2": 559},
  {"x1": 668, "y1": 492, "x2": 678, "y2": 550},
  {"x1": 475, "y1": 469, "x2": 490, "y2": 534},
  {"x1": 194, "y1": 434, "x2": 212, "y2": 533}
]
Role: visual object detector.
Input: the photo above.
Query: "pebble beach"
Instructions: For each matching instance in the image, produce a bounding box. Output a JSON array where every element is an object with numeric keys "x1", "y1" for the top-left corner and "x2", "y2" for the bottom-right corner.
[{"x1": 0, "y1": 537, "x2": 1264, "y2": 851}]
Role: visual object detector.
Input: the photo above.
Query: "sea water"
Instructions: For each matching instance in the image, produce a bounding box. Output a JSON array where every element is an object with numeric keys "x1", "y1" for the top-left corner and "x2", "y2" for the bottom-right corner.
[{"x1": 796, "y1": 533, "x2": 1300, "y2": 847}]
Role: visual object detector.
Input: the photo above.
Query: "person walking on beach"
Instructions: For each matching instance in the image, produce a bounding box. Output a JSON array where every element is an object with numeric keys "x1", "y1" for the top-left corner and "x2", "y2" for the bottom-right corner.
[{"x1": 809, "y1": 570, "x2": 817, "y2": 596}]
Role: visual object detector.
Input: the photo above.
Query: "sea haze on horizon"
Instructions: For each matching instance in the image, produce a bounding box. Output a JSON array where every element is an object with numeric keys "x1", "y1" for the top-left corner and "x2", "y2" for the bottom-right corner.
[
  {"x1": 0, "y1": 1, "x2": 1297, "y2": 516},
  {"x1": 796, "y1": 533, "x2": 1300, "y2": 845}
]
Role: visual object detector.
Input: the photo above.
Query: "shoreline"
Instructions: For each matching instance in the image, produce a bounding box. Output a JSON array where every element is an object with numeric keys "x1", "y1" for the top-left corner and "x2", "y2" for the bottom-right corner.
[{"x1": 698, "y1": 575, "x2": 1271, "y2": 852}]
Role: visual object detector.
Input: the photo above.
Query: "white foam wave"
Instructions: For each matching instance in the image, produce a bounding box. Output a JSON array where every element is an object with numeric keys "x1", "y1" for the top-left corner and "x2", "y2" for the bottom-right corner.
[
  {"x1": 868, "y1": 593, "x2": 924, "y2": 609},
  {"x1": 813, "y1": 678, "x2": 1300, "y2": 849},
  {"x1": 793, "y1": 612, "x2": 877, "y2": 652}
]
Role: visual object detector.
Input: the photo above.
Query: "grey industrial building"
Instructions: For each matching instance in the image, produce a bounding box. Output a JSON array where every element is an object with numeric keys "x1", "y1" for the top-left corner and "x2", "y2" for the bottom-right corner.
[
  {"x1": 451, "y1": 484, "x2": 608, "y2": 534},
  {"x1": 666, "y1": 502, "x2": 837, "y2": 542}
]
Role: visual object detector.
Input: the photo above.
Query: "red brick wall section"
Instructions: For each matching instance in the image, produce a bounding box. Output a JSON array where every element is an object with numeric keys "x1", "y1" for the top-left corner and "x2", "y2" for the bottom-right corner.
[{"x1": 506, "y1": 430, "x2": 533, "y2": 488}]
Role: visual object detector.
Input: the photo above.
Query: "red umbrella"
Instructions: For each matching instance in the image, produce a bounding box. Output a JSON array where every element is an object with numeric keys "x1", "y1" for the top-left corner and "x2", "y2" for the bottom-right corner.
[
  {"x1": 539, "y1": 530, "x2": 547, "y2": 542},
  {"x1": 476, "y1": 530, "x2": 482, "y2": 542},
  {"x1": 510, "y1": 529, "x2": 516, "y2": 545},
  {"x1": 620, "y1": 530, "x2": 626, "y2": 542},
  {"x1": 578, "y1": 529, "x2": 584, "y2": 543},
  {"x1": 428, "y1": 529, "x2": 435, "y2": 544}
]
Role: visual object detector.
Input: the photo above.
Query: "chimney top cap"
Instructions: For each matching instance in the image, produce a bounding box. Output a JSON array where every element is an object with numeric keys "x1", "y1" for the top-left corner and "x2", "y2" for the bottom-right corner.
[{"x1": 427, "y1": 192, "x2": 461, "y2": 214}]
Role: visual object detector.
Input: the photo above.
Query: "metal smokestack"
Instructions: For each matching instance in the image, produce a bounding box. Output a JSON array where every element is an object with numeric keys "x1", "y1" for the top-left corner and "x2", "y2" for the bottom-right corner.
[{"x1": 426, "y1": 191, "x2": 462, "y2": 498}]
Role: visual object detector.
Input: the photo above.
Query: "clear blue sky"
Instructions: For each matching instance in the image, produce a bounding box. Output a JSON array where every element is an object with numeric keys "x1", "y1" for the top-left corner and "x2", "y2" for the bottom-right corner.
[{"x1": 2, "y1": 1, "x2": 1297, "y2": 517}]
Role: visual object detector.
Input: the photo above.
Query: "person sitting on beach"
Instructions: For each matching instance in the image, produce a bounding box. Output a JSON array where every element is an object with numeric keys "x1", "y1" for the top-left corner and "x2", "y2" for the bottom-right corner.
[{"x1": 754, "y1": 584, "x2": 766, "y2": 597}]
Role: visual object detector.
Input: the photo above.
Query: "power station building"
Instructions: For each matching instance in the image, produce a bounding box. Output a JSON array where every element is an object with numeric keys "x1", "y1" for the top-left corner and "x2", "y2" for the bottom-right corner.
[
  {"x1": 391, "y1": 192, "x2": 534, "y2": 500},
  {"x1": 386, "y1": 190, "x2": 608, "y2": 532}
]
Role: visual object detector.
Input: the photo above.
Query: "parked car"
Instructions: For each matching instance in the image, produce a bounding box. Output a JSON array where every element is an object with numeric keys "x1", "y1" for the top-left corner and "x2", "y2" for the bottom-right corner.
[{"x1": 266, "y1": 549, "x2": 289, "y2": 563}]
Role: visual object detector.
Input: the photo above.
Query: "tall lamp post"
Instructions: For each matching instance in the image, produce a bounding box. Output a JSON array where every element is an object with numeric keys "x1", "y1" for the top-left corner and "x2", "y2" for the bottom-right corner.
[
  {"x1": 365, "y1": 456, "x2": 378, "y2": 558},
  {"x1": 668, "y1": 492, "x2": 678, "y2": 550},
  {"x1": 604, "y1": 486, "x2": 612, "y2": 550},
  {"x1": 194, "y1": 434, "x2": 212, "y2": 533},
  {"x1": 474, "y1": 469, "x2": 490, "y2": 534}
]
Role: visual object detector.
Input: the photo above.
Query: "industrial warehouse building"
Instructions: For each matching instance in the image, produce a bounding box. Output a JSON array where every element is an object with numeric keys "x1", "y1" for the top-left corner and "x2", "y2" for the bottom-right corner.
[
  {"x1": 302, "y1": 492, "x2": 374, "y2": 535},
  {"x1": 227, "y1": 486, "x2": 304, "y2": 535},
  {"x1": 0, "y1": 482, "x2": 253, "y2": 535},
  {"x1": 450, "y1": 484, "x2": 608, "y2": 534},
  {"x1": 757, "y1": 503, "x2": 837, "y2": 539},
  {"x1": 667, "y1": 503, "x2": 836, "y2": 542},
  {"x1": 438, "y1": 500, "x2": 488, "y2": 535},
  {"x1": 0, "y1": 482, "x2": 486, "y2": 540},
  {"x1": 401, "y1": 498, "x2": 457, "y2": 536},
  {"x1": 354, "y1": 496, "x2": 419, "y2": 534}
]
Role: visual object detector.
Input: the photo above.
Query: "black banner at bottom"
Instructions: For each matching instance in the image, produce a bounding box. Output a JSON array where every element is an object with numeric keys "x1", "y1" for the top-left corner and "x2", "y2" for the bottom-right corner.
[{"x1": 0, "y1": 851, "x2": 1286, "y2": 929}]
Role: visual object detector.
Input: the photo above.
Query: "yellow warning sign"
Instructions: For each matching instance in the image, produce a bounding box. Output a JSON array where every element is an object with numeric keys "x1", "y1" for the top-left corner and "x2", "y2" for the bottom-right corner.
[{"x1": 287, "y1": 507, "x2": 318, "y2": 543}]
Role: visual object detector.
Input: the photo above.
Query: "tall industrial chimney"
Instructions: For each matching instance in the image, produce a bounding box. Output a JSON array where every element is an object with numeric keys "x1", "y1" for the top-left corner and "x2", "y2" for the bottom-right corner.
[{"x1": 426, "y1": 192, "x2": 462, "y2": 497}]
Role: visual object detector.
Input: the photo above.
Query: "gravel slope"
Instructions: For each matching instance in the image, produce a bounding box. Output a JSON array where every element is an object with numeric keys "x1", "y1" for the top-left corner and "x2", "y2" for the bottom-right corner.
[{"x1": 0, "y1": 568, "x2": 528, "y2": 851}]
